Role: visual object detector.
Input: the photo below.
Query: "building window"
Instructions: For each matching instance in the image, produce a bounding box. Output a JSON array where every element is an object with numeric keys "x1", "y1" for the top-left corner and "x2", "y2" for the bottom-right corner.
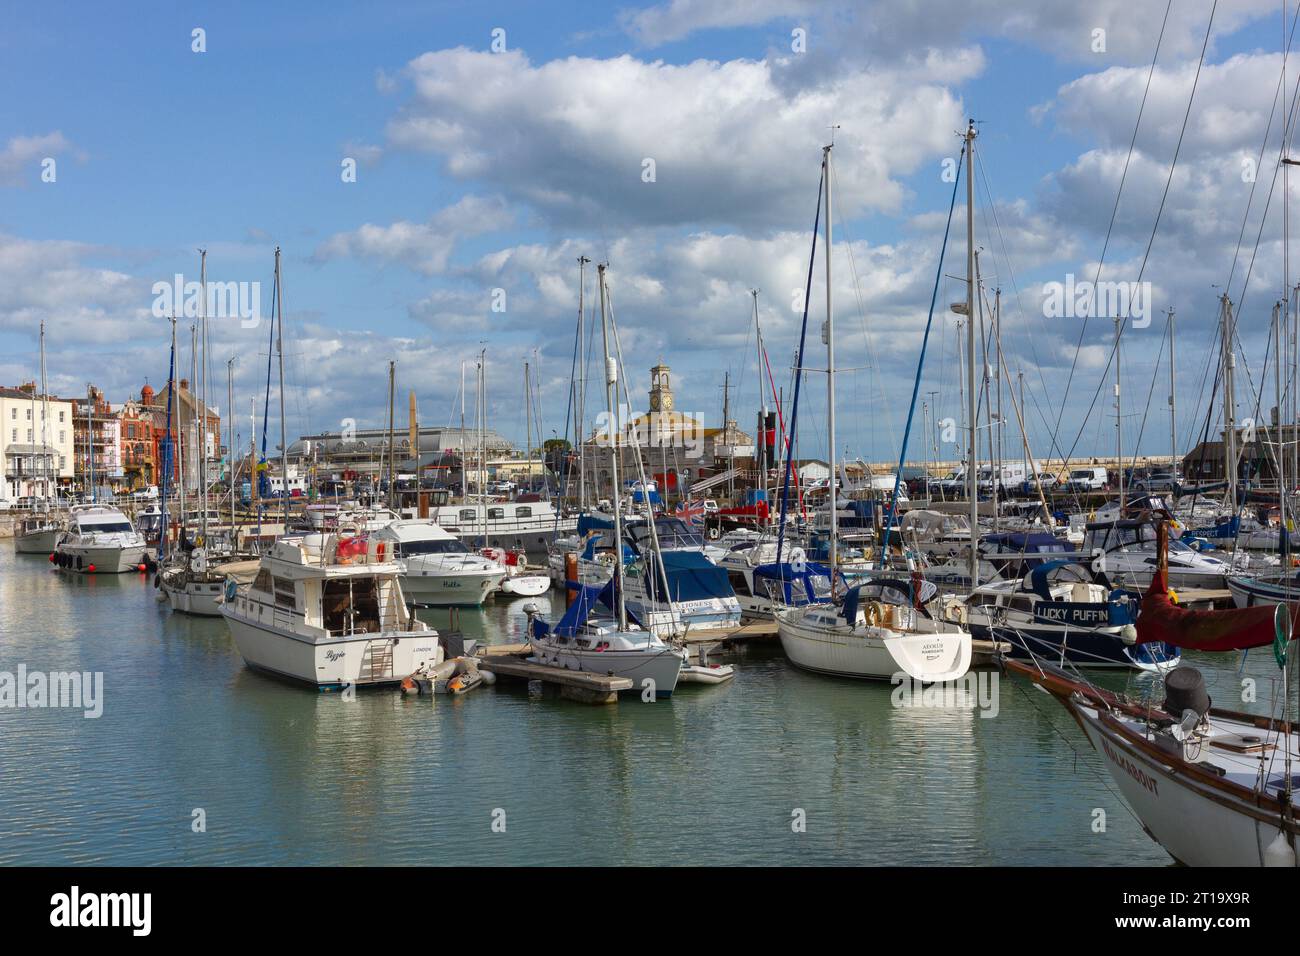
[
  {"x1": 25, "y1": 408, "x2": 31, "y2": 420},
  {"x1": 59, "y1": 410, "x2": 65, "y2": 423},
  {"x1": 26, "y1": 429, "x2": 32, "y2": 442},
  {"x1": 9, "y1": 429, "x2": 14, "y2": 442},
  {"x1": 59, "y1": 430, "x2": 64, "y2": 443},
  {"x1": 59, "y1": 456, "x2": 66, "y2": 469}
]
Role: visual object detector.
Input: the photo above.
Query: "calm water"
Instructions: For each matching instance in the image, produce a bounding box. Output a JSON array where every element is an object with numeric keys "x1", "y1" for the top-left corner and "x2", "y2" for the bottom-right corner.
[{"x1": 0, "y1": 543, "x2": 1283, "y2": 866}]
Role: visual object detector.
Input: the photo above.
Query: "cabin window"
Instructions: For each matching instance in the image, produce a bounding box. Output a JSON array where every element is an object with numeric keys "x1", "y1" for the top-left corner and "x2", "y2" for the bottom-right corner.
[
  {"x1": 727, "y1": 570, "x2": 752, "y2": 596},
  {"x1": 458, "y1": 509, "x2": 476, "y2": 521},
  {"x1": 322, "y1": 577, "x2": 381, "y2": 635},
  {"x1": 1008, "y1": 596, "x2": 1035, "y2": 613},
  {"x1": 487, "y1": 507, "x2": 505, "y2": 520},
  {"x1": 273, "y1": 576, "x2": 296, "y2": 609},
  {"x1": 515, "y1": 506, "x2": 532, "y2": 519}
]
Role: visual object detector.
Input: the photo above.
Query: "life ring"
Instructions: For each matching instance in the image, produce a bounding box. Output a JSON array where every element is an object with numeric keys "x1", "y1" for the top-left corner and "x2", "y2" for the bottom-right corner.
[
  {"x1": 863, "y1": 600, "x2": 885, "y2": 627},
  {"x1": 707, "y1": 527, "x2": 720, "y2": 540}
]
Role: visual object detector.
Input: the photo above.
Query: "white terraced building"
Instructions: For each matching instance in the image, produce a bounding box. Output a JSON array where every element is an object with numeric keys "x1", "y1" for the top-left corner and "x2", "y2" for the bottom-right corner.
[{"x1": 1, "y1": 384, "x2": 75, "y2": 500}]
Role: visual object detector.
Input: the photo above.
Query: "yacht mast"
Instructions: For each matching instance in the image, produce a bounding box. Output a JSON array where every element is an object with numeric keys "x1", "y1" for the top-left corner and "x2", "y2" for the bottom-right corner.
[
  {"x1": 577, "y1": 255, "x2": 589, "y2": 512},
  {"x1": 823, "y1": 143, "x2": 837, "y2": 570},
  {"x1": 597, "y1": 263, "x2": 627, "y2": 629},
  {"x1": 199, "y1": 249, "x2": 209, "y2": 544},
  {"x1": 1221, "y1": 294, "x2": 1237, "y2": 505},
  {"x1": 274, "y1": 248, "x2": 288, "y2": 531},
  {"x1": 1168, "y1": 307, "x2": 1177, "y2": 471},
  {"x1": 460, "y1": 360, "x2": 468, "y2": 503},
  {"x1": 963, "y1": 119, "x2": 978, "y2": 589},
  {"x1": 227, "y1": 357, "x2": 236, "y2": 536},
  {"x1": 1115, "y1": 314, "x2": 1123, "y2": 507},
  {"x1": 752, "y1": 289, "x2": 768, "y2": 518},
  {"x1": 386, "y1": 360, "x2": 396, "y2": 511},
  {"x1": 39, "y1": 321, "x2": 49, "y2": 499}
]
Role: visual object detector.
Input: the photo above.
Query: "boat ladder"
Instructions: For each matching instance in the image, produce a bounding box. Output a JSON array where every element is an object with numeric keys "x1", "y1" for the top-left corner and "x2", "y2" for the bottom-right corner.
[{"x1": 358, "y1": 639, "x2": 395, "y2": 683}]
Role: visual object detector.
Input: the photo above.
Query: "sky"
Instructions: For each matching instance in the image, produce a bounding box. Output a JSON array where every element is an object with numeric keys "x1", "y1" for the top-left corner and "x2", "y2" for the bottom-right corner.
[{"x1": 1, "y1": 0, "x2": 1297, "y2": 469}]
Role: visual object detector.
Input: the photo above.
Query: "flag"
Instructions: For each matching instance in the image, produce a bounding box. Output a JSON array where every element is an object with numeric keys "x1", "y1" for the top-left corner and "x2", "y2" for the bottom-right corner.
[{"x1": 675, "y1": 499, "x2": 706, "y2": 526}]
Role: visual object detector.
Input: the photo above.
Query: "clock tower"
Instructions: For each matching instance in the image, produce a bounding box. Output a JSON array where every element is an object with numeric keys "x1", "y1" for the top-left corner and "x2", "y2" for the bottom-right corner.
[{"x1": 649, "y1": 364, "x2": 673, "y2": 413}]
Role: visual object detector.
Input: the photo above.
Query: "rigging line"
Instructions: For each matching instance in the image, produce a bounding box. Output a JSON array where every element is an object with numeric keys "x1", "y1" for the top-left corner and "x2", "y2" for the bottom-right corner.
[
  {"x1": 1058, "y1": 0, "x2": 1218, "y2": 468},
  {"x1": 1053, "y1": 0, "x2": 1174, "y2": 442},
  {"x1": 1123, "y1": 308, "x2": 1171, "y2": 478},
  {"x1": 1225, "y1": 1, "x2": 1300, "y2": 298},
  {"x1": 776, "y1": 160, "x2": 827, "y2": 566},
  {"x1": 977, "y1": 152, "x2": 1066, "y2": 468},
  {"x1": 974, "y1": 150, "x2": 1062, "y2": 457},
  {"x1": 879, "y1": 144, "x2": 965, "y2": 564},
  {"x1": 828, "y1": 158, "x2": 898, "y2": 457}
]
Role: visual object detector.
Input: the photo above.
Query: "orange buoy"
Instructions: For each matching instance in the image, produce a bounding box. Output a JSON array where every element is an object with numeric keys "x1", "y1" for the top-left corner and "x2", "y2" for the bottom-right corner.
[{"x1": 87, "y1": 564, "x2": 96, "y2": 573}]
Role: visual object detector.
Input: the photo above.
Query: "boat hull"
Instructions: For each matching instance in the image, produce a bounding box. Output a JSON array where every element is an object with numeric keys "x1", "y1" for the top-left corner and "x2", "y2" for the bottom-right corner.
[
  {"x1": 55, "y1": 543, "x2": 147, "y2": 574},
  {"x1": 163, "y1": 579, "x2": 226, "y2": 616},
  {"x1": 777, "y1": 612, "x2": 971, "y2": 682},
  {"x1": 14, "y1": 529, "x2": 61, "y2": 554},
  {"x1": 527, "y1": 639, "x2": 683, "y2": 697},
  {"x1": 223, "y1": 613, "x2": 441, "y2": 688},
  {"x1": 400, "y1": 567, "x2": 506, "y2": 606},
  {"x1": 969, "y1": 621, "x2": 1179, "y2": 672},
  {"x1": 1076, "y1": 704, "x2": 1292, "y2": 866}
]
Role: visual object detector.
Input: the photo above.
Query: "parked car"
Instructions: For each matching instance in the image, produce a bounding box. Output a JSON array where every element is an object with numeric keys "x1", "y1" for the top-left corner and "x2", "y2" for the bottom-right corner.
[
  {"x1": 1017, "y1": 472, "x2": 1061, "y2": 496},
  {"x1": 1136, "y1": 471, "x2": 1183, "y2": 493}
]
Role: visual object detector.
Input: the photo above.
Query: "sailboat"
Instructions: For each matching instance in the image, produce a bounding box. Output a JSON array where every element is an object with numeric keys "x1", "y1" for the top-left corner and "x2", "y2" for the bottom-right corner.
[
  {"x1": 15, "y1": 322, "x2": 62, "y2": 554},
  {"x1": 526, "y1": 263, "x2": 684, "y2": 698},
  {"x1": 159, "y1": 252, "x2": 258, "y2": 616},
  {"x1": 775, "y1": 139, "x2": 972, "y2": 682},
  {"x1": 1010, "y1": 522, "x2": 1300, "y2": 866}
]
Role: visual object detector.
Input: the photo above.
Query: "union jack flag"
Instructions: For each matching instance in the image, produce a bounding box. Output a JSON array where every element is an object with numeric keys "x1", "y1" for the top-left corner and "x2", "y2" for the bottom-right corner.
[{"x1": 674, "y1": 499, "x2": 706, "y2": 526}]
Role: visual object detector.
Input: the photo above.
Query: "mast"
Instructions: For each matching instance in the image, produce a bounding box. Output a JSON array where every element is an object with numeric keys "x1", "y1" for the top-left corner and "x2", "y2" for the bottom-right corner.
[
  {"x1": 823, "y1": 143, "x2": 837, "y2": 570},
  {"x1": 386, "y1": 359, "x2": 396, "y2": 511},
  {"x1": 752, "y1": 288, "x2": 767, "y2": 516},
  {"x1": 577, "y1": 255, "x2": 589, "y2": 512},
  {"x1": 227, "y1": 357, "x2": 236, "y2": 538},
  {"x1": 1115, "y1": 314, "x2": 1123, "y2": 507},
  {"x1": 963, "y1": 118, "x2": 978, "y2": 589},
  {"x1": 86, "y1": 384, "x2": 94, "y2": 502},
  {"x1": 199, "y1": 249, "x2": 209, "y2": 544},
  {"x1": 460, "y1": 360, "x2": 468, "y2": 503},
  {"x1": 274, "y1": 247, "x2": 288, "y2": 531},
  {"x1": 525, "y1": 360, "x2": 532, "y2": 469},
  {"x1": 38, "y1": 321, "x2": 49, "y2": 500},
  {"x1": 160, "y1": 317, "x2": 177, "y2": 559},
  {"x1": 1169, "y1": 307, "x2": 1177, "y2": 471},
  {"x1": 1222, "y1": 294, "x2": 1237, "y2": 504},
  {"x1": 597, "y1": 264, "x2": 627, "y2": 629}
]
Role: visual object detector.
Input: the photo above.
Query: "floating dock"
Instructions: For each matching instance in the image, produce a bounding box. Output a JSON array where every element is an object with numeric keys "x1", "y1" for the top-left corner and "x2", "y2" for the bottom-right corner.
[{"x1": 476, "y1": 644, "x2": 633, "y2": 704}]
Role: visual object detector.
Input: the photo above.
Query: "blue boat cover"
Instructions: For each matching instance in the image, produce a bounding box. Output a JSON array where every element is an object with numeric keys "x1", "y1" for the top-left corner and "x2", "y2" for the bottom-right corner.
[
  {"x1": 752, "y1": 561, "x2": 833, "y2": 606},
  {"x1": 643, "y1": 550, "x2": 735, "y2": 604},
  {"x1": 533, "y1": 578, "x2": 643, "y2": 638}
]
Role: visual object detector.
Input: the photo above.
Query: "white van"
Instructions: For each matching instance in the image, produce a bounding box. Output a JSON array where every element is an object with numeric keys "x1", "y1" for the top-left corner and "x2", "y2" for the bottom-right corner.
[{"x1": 1064, "y1": 466, "x2": 1108, "y2": 492}]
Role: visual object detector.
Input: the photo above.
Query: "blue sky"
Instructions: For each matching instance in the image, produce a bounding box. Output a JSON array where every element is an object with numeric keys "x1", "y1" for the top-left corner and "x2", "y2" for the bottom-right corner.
[{"x1": 1, "y1": 0, "x2": 1295, "y2": 467}]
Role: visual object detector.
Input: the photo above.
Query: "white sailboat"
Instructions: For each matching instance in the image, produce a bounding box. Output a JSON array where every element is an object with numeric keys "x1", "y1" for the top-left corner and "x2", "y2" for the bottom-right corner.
[
  {"x1": 526, "y1": 263, "x2": 684, "y2": 698},
  {"x1": 15, "y1": 321, "x2": 62, "y2": 554},
  {"x1": 776, "y1": 139, "x2": 972, "y2": 681}
]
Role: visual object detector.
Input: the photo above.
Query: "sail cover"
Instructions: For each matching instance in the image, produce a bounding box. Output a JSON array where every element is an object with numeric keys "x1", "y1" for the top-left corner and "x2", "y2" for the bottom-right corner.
[{"x1": 1136, "y1": 567, "x2": 1300, "y2": 652}]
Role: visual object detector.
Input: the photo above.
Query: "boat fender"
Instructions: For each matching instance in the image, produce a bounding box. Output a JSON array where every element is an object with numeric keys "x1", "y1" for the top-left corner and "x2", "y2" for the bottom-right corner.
[
  {"x1": 479, "y1": 669, "x2": 496, "y2": 686},
  {"x1": 225, "y1": 578, "x2": 238, "y2": 602},
  {"x1": 153, "y1": 573, "x2": 161, "y2": 589},
  {"x1": 1264, "y1": 831, "x2": 1297, "y2": 867},
  {"x1": 376, "y1": 541, "x2": 386, "y2": 562}
]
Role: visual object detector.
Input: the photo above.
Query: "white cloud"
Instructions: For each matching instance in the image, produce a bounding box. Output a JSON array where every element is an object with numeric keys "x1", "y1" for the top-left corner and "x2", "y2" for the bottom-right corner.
[
  {"x1": 313, "y1": 195, "x2": 514, "y2": 275},
  {"x1": 0, "y1": 132, "x2": 73, "y2": 186}
]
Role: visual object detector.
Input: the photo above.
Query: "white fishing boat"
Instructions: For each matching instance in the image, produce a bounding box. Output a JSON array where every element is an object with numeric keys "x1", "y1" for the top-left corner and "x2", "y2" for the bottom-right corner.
[
  {"x1": 373, "y1": 519, "x2": 506, "y2": 606},
  {"x1": 52, "y1": 505, "x2": 148, "y2": 574},
  {"x1": 14, "y1": 511, "x2": 62, "y2": 554},
  {"x1": 777, "y1": 577, "x2": 972, "y2": 682},
  {"x1": 159, "y1": 548, "x2": 260, "y2": 616},
  {"x1": 221, "y1": 532, "x2": 441, "y2": 688}
]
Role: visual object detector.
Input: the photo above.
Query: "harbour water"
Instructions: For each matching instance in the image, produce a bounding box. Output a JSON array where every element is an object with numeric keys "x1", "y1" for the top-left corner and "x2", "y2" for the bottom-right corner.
[{"x1": 0, "y1": 545, "x2": 1281, "y2": 866}]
